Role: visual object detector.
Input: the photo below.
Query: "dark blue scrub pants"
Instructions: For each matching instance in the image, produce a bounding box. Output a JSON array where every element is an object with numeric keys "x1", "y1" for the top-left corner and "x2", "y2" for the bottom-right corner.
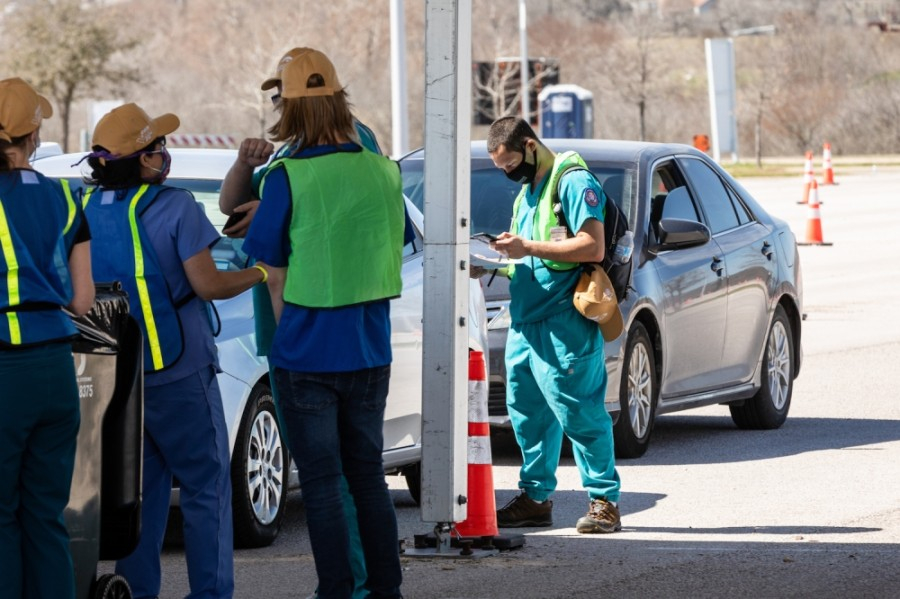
[
  {"x1": 116, "y1": 365, "x2": 234, "y2": 599},
  {"x1": 0, "y1": 343, "x2": 80, "y2": 599}
]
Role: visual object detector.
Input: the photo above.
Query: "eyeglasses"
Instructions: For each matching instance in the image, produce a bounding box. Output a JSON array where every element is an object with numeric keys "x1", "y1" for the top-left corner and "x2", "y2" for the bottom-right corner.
[{"x1": 270, "y1": 93, "x2": 282, "y2": 106}]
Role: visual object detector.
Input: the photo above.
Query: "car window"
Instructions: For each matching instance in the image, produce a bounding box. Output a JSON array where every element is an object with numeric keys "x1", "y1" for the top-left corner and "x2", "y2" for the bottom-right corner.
[
  {"x1": 726, "y1": 185, "x2": 753, "y2": 225},
  {"x1": 400, "y1": 154, "x2": 633, "y2": 237},
  {"x1": 680, "y1": 157, "x2": 741, "y2": 234}
]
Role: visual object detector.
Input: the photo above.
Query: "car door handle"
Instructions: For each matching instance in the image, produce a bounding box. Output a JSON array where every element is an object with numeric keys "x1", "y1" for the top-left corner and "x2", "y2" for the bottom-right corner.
[
  {"x1": 761, "y1": 241, "x2": 774, "y2": 260},
  {"x1": 710, "y1": 256, "x2": 724, "y2": 276}
]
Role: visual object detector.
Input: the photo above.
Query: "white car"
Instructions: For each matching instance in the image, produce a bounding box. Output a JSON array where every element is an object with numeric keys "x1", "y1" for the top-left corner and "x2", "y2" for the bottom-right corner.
[{"x1": 35, "y1": 149, "x2": 489, "y2": 548}]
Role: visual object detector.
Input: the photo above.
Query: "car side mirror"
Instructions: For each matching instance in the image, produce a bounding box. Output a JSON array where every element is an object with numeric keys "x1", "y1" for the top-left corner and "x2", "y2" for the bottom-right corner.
[{"x1": 654, "y1": 218, "x2": 711, "y2": 251}]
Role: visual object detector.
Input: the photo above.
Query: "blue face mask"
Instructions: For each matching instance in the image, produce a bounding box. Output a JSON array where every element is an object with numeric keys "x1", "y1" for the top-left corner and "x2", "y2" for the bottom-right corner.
[{"x1": 504, "y1": 146, "x2": 537, "y2": 186}]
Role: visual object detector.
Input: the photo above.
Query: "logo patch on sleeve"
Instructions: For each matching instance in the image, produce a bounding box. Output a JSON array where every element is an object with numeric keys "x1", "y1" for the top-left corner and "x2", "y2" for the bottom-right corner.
[{"x1": 583, "y1": 188, "x2": 600, "y2": 207}]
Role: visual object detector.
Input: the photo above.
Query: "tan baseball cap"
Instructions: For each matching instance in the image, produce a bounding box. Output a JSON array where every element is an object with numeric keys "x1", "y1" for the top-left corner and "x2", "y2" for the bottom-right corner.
[
  {"x1": 92, "y1": 103, "x2": 179, "y2": 157},
  {"x1": 281, "y1": 49, "x2": 342, "y2": 99},
  {"x1": 0, "y1": 77, "x2": 52, "y2": 141},
  {"x1": 573, "y1": 266, "x2": 624, "y2": 342},
  {"x1": 260, "y1": 47, "x2": 313, "y2": 91}
]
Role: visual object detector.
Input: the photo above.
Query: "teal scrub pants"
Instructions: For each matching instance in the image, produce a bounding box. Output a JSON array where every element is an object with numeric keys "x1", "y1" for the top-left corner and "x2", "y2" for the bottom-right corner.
[
  {"x1": 0, "y1": 342, "x2": 80, "y2": 599},
  {"x1": 505, "y1": 308, "x2": 621, "y2": 503},
  {"x1": 255, "y1": 286, "x2": 367, "y2": 599}
]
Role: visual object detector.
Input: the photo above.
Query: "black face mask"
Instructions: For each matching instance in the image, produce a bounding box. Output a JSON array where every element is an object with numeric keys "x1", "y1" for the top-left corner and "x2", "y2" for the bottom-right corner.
[{"x1": 504, "y1": 146, "x2": 537, "y2": 186}]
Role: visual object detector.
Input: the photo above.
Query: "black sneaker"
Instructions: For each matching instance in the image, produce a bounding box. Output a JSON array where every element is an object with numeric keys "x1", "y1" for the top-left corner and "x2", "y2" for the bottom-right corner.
[
  {"x1": 496, "y1": 492, "x2": 552, "y2": 527},
  {"x1": 575, "y1": 498, "x2": 621, "y2": 534}
]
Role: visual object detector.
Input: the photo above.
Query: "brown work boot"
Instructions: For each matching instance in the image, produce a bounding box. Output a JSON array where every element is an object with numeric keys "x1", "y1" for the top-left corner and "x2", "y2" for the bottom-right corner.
[
  {"x1": 575, "y1": 498, "x2": 621, "y2": 534},
  {"x1": 496, "y1": 492, "x2": 552, "y2": 527}
]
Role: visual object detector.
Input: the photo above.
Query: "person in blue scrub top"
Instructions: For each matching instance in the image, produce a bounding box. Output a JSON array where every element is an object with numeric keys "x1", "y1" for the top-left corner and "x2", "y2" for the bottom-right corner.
[
  {"x1": 82, "y1": 102, "x2": 271, "y2": 599},
  {"x1": 0, "y1": 77, "x2": 95, "y2": 599},
  {"x1": 242, "y1": 48, "x2": 406, "y2": 599},
  {"x1": 219, "y1": 46, "x2": 391, "y2": 599},
  {"x1": 473, "y1": 116, "x2": 622, "y2": 534}
]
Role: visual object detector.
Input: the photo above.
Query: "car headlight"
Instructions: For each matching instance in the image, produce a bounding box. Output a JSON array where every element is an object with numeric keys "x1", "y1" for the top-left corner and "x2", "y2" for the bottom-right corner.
[{"x1": 487, "y1": 305, "x2": 512, "y2": 331}]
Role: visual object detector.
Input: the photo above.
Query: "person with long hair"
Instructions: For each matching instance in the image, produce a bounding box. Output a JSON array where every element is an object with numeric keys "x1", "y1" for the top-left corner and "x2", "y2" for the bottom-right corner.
[
  {"x1": 242, "y1": 49, "x2": 404, "y2": 599},
  {"x1": 82, "y1": 103, "x2": 269, "y2": 599},
  {"x1": 219, "y1": 46, "x2": 390, "y2": 599},
  {"x1": 0, "y1": 77, "x2": 94, "y2": 599}
]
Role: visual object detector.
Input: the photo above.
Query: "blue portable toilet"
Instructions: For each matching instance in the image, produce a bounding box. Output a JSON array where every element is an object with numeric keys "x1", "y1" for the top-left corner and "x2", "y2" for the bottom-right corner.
[{"x1": 539, "y1": 84, "x2": 594, "y2": 139}]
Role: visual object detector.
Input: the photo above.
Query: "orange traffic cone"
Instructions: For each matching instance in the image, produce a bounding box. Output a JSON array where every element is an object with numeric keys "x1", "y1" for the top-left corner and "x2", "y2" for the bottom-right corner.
[
  {"x1": 798, "y1": 180, "x2": 832, "y2": 246},
  {"x1": 798, "y1": 151, "x2": 815, "y2": 204},
  {"x1": 454, "y1": 350, "x2": 499, "y2": 538},
  {"x1": 822, "y1": 142, "x2": 837, "y2": 185}
]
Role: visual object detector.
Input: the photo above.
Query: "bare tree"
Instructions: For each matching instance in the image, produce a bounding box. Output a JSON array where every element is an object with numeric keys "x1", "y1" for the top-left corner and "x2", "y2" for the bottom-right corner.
[
  {"x1": 1, "y1": 0, "x2": 141, "y2": 152},
  {"x1": 604, "y1": 11, "x2": 663, "y2": 141}
]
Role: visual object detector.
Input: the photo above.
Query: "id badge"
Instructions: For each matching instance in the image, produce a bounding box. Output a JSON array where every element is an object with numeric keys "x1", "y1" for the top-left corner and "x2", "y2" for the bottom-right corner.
[{"x1": 550, "y1": 226, "x2": 568, "y2": 242}]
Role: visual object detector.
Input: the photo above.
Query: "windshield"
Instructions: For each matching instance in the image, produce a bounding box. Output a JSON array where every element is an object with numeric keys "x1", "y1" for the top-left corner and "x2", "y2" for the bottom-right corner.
[
  {"x1": 54, "y1": 177, "x2": 248, "y2": 272},
  {"x1": 401, "y1": 155, "x2": 634, "y2": 236}
]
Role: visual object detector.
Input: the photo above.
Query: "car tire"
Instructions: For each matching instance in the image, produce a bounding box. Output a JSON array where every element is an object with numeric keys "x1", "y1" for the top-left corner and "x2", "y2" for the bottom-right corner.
[
  {"x1": 730, "y1": 305, "x2": 793, "y2": 430},
  {"x1": 93, "y1": 574, "x2": 131, "y2": 599},
  {"x1": 613, "y1": 322, "x2": 658, "y2": 459},
  {"x1": 403, "y1": 462, "x2": 422, "y2": 505},
  {"x1": 231, "y1": 383, "x2": 289, "y2": 548}
]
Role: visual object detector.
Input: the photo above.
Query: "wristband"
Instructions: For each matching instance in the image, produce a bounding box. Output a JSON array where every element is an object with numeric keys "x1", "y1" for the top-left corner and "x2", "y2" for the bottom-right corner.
[{"x1": 252, "y1": 264, "x2": 268, "y2": 283}]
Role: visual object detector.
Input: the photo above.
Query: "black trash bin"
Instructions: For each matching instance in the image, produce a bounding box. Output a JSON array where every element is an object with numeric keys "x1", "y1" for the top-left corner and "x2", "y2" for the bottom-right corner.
[{"x1": 65, "y1": 283, "x2": 143, "y2": 599}]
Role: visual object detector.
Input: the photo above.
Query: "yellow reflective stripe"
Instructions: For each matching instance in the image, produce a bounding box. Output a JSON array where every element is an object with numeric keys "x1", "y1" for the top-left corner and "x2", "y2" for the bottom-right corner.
[
  {"x1": 128, "y1": 185, "x2": 164, "y2": 369},
  {"x1": 0, "y1": 200, "x2": 22, "y2": 344},
  {"x1": 82, "y1": 187, "x2": 93, "y2": 209},
  {"x1": 61, "y1": 180, "x2": 76, "y2": 235}
]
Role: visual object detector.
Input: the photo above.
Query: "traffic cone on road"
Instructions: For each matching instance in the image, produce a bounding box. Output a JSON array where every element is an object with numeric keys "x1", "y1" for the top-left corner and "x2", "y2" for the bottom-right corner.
[
  {"x1": 454, "y1": 350, "x2": 499, "y2": 538},
  {"x1": 822, "y1": 142, "x2": 837, "y2": 185},
  {"x1": 798, "y1": 151, "x2": 816, "y2": 204},
  {"x1": 798, "y1": 180, "x2": 833, "y2": 246}
]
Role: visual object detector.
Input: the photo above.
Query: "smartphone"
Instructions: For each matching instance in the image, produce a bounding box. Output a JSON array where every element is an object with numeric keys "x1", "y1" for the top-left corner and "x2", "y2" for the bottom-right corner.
[
  {"x1": 472, "y1": 232, "x2": 498, "y2": 244},
  {"x1": 222, "y1": 212, "x2": 243, "y2": 232}
]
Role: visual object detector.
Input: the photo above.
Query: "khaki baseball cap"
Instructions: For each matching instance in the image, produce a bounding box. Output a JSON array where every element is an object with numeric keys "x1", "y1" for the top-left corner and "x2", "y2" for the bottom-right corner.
[
  {"x1": 281, "y1": 49, "x2": 342, "y2": 99},
  {"x1": 92, "y1": 103, "x2": 179, "y2": 157},
  {"x1": 0, "y1": 77, "x2": 52, "y2": 141},
  {"x1": 260, "y1": 47, "x2": 313, "y2": 91},
  {"x1": 573, "y1": 266, "x2": 624, "y2": 342}
]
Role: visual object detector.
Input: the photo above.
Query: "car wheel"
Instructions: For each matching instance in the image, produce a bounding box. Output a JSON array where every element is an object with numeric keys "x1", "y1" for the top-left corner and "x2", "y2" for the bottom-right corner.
[
  {"x1": 403, "y1": 462, "x2": 422, "y2": 505},
  {"x1": 730, "y1": 305, "x2": 793, "y2": 429},
  {"x1": 231, "y1": 383, "x2": 289, "y2": 548},
  {"x1": 613, "y1": 322, "x2": 658, "y2": 459},
  {"x1": 93, "y1": 574, "x2": 131, "y2": 599}
]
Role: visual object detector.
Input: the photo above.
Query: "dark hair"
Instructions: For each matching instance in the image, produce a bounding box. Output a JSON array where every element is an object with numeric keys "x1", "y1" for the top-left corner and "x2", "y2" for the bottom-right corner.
[
  {"x1": 267, "y1": 90, "x2": 356, "y2": 152},
  {"x1": 0, "y1": 132, "x2": 30, "y2": 172},
  {"x1": 86, "y1": 137, "x2": 163, "y2": 188},
  {"x1": 486, "y1": 117, "x2": 539, "y2": 154}
]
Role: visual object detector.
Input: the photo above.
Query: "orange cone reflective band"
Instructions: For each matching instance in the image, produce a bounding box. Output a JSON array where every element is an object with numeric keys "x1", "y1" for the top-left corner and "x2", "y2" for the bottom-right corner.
[
  {"x1": 822, "y1": 142, "x2": 836, "y2": 185},
  {"x1": 799, "y1": 151, "x2": 815, "y2": 204},
  {"x1": 455, "y1": 350, "x2": 499, "y2": 537}
]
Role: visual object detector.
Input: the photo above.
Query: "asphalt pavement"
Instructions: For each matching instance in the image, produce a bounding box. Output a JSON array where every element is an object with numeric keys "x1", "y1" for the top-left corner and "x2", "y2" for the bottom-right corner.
[{"x1": 104, "y1": 165, "x2": 900, "y2": 598}]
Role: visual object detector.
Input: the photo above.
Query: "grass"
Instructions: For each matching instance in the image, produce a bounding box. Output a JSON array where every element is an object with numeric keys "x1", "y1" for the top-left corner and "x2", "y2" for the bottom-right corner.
[{"x1": 719, "y1": 155, "x2": 900, "y2": 178}]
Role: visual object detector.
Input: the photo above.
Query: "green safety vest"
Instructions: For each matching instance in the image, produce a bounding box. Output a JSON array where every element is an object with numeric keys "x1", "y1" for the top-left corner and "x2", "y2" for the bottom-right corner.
[
  {"x1": 0, "y1": 179, "x2": 77, "y2": 346},
  {"x1": 507, "y1": 150, "x2": 587, "y2": 278},
  {"x1": 267, "y1": 149, "x2": 404, "y2": 308}
]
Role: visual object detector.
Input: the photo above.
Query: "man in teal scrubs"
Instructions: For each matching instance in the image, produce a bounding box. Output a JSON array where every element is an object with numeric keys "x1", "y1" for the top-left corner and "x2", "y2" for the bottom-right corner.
[{"x1": 474, "y1": 116, "x2": 622, "y2": 534}]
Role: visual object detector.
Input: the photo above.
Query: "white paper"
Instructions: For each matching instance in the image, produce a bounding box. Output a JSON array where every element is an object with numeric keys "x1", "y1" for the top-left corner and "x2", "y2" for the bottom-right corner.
[{"x1": 469, "y1": 237, "x2": 522, "y2": 269}]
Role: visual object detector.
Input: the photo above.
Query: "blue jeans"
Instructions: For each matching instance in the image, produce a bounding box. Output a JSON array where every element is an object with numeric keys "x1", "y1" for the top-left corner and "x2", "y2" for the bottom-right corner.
[{"x1": 274, "y1": 366, "x2": 402, "y2": 599}]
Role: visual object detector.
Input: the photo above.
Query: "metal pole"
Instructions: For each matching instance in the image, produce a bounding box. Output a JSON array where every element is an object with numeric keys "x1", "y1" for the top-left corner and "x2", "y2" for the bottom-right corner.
[
  {"x1": 390, "y1": 0, "x2": 410, "y2": 157},
  {"x1": 519, "y1": 0, "x2": 529, "y2": 121},
  {"x1": 421, "y1": 0, "x2": 471, "y2": 524}
]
